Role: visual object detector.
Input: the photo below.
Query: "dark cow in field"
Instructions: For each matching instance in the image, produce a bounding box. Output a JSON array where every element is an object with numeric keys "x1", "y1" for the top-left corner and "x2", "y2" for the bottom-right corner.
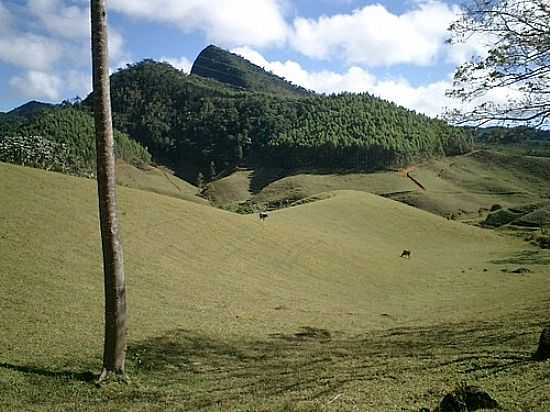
[
  {"x1": 259, "y1": 212, "x2": 269, "y2": 221},
  {"x1": 400, "y1": 249, "x2": 411, "y2": 259}
]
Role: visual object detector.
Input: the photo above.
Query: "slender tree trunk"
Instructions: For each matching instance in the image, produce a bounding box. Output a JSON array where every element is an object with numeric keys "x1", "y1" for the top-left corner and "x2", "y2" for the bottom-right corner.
[{"x1": 91, "y1": 0, "x2": 128, "y2": 380}]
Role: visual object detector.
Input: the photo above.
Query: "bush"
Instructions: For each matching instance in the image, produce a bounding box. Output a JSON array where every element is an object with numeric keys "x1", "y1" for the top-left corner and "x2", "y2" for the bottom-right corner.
[
  {"x1": 0, "y1": 135, "x2": 76, "y2": 173},
  {"x1": 483, "y1": 208, "x2": 522, "y2": 227}
]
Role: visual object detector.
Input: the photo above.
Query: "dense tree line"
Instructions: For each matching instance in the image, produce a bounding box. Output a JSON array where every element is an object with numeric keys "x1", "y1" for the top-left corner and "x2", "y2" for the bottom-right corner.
[
  {"x1": 87, "y1": 59, "x2": 471, "y2": 181},
  {"x1": 473, "y1": 126, "x2": 550, "y2": 144},
  {"x1": 0, "y1": 106, "x2": 151, "y2": 175}
]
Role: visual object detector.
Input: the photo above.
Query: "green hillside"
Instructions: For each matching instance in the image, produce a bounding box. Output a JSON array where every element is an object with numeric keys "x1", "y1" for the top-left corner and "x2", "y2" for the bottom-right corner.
[
  {"x1": 116, "y1": 160, "x2": 206, "y2": 205},
  {"x1": 0, "y1": 106, "x2": 151, "y2": 176},
  {"x1": 190, "y1": 44, "x2": 312, "y2": 96},
  {"x1": 7, "y1": 100, "x2": 54, "y2": 119},
  {"x1": 207, "y1": 150, "x2": 550, "y2": 221},
  {"x1": 83, "y1": 49, "x2": 471, "y2": 181},
  {"x1": 473, "y1": 125, "x2": 550, "y2": 144},
  {"x1": 1, "y1": 162, "x2": 549, "y2": 410}
]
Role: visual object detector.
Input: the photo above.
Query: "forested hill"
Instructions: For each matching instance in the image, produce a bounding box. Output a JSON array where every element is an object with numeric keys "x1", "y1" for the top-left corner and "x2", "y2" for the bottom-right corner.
[
  {"x1": 190, "y1": 45, "x2": 312, "y2": 97},
  {"x1": 83, "y1": 55, "x2": 471, "y2": 182},
  {"x1": 0, "y1": 106, "x2": 151, "y2": 175},
  {"x1": 7, "y1": 100, "x2": 54, "y2": 119},
  {"x1": 473, "y1": 126, "x2": 550, "y2": 143}
]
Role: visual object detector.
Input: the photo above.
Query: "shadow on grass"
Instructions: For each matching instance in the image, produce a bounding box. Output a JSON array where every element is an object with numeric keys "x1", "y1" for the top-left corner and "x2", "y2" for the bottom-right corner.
[
  {"x1": 491, "y1": 249, "x2": 550, "y2": 265},
  {"x1": 0, "y1": 362, "x2": 96, "y2": 382},
  {"x1": 248, "y1": 168, "x2": 287, "y2": 194},
  {"x1": 120, "y1": 319, "x2": 546, "y2": 409},
  {"x1": 1, "y1": 316, "x2": 548, "y2": 410},
  {"x1": 247, "y1": 166, "x2": 391, "y2": 195}
]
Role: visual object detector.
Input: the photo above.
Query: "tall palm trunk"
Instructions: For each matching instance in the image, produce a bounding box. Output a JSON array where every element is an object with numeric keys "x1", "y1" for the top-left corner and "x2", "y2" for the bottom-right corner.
[{"x1": 91, "y1": 0, "x2": 128, "y2": 379}]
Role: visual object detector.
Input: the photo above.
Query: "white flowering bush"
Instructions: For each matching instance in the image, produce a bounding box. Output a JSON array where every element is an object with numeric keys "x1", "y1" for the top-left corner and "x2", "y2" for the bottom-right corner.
[{"x1": 0, "y1": 135, "x2": 78, "y2": 174}]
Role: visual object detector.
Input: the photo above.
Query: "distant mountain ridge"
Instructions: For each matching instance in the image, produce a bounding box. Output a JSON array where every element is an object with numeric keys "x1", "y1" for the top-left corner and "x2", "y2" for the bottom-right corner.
[
  {"x1": 4, "y1": 45, "x2": 472, "y2": 183},
  {"x1": 190, "y1": 45, "x2": 312, "y2": 97},
  {"x1": 82, "y1": 55, "x2": 471, "y2": 183},
  {"x1": 7, "y1": 100, "x2": 54, "y2": 119}
]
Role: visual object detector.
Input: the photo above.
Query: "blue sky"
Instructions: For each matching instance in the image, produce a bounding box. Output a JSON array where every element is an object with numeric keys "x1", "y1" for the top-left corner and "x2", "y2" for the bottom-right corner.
[{"x1": 0, "y1": 0, "x2": 500, "y2": 115}]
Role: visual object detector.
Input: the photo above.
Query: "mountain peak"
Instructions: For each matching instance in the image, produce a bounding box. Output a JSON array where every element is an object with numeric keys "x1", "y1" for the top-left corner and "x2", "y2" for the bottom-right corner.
[
  {"x1": 8, "y1": 101, "x2": 54, "y2": 118},
  {"x1": 190, "y1": 45, "x2": 312, "y2": 97}
]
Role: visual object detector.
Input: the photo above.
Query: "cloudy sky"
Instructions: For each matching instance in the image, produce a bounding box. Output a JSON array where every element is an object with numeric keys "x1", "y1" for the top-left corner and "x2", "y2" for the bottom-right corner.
[{"x1": 0, "y1": 0, "x2": 497, "y2": 115}]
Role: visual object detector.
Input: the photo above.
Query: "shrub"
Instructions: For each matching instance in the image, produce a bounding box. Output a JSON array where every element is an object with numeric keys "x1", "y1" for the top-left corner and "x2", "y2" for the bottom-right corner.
[
  {"x1": 0, "y1": 135, "x2": 76, "y2": 173},
  {"x1": 483, "y1": 208, "x2": 522, "y2": 227}
]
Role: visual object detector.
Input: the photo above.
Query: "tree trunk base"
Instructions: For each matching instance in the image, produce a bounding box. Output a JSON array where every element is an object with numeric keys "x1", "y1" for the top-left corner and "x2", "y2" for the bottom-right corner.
[
  {"x1": 95, "y1": 368, "x2": 129, "y2": 386},
  {"x1": 534, "y1": 326, "x2": 550, "y2": 361}
]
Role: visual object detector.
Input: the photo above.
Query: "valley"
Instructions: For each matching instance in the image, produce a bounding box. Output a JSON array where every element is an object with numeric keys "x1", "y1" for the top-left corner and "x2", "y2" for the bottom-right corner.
[
  {"x1": 1, "y1": 157, "x2": 549, "y2": 410},
  {"x1": 1, "y1": 42, "x2": 549, "y2": 411}
]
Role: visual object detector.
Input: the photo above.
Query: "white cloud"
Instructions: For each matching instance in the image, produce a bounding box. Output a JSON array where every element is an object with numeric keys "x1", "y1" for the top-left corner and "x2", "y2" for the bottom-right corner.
[
  {"x1": 27, "y1": 0, "x2": 90, "y2": 39},
  {"x1": 0, "y1": 1, "x2": 12, "y2": 32},
  {"x1": 65, "y1": 70, "x2": 92, "y2": 99},
  {"x1": 446, "y1": 32, "x2": 493, "y2": 66},
  {"x1": 109, "y1": 0, "x2": 289, "y2": 48},
  {"x1": 108, "y1": 28, "x2": 126, "y2": 63},
  {"x1": 230, "y1": 47, "x2": 271, "y2": 68},
  {"x1": 233, "y1": 47, "x2": 455, "y2": 117},
  {"x1": 25, "y1": 0, "x2": 126, "y2": 63},
  {"x1": 1, "y1": 0, "x2": 128, "y2": 106},
  {"x1": 0, "y1": 33, "x2": 62, "y2": 70},
  {"x1": 9, "y1": 71, "x2": 62, "y2": 100},
  {"x1": 233, "y1": 46, "x2": 376, "y2": 93},
  {"x1": 161, "y1": 56, "x2": 193, "y2": 73},
  {"x1": 290, "y1": 1, "x2": 459, "y2": 66},
  {"x1": 374, "y1": 78, "x2": 452, "y2": 116}
]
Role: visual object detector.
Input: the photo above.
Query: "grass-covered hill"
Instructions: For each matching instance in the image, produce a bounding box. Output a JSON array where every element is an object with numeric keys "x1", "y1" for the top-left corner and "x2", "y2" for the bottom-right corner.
[
  {"x1": 205, "y1": 149, "x2": 550, "y2": 222},
  {"x1": 0, "y1": 106, "x2": 151, "y2": 176},
  {"x1": 84, "y1": 47, "x2": 472, "y2": 182},
  {"x1": 1, "y1": 162, "x2": 550, "y2": 410},
  {"x1": 190, "y1": 44, "x2": 312, "y2": 97},
  {"x1": 115, "y1": 160, "x2": 206, "y2": 205}
]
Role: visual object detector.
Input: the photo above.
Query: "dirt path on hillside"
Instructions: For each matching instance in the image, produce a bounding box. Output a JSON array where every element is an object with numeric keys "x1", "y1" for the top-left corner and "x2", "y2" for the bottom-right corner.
[{"x1": 398, "y1": 166, "x2": 426, "y2": 191}]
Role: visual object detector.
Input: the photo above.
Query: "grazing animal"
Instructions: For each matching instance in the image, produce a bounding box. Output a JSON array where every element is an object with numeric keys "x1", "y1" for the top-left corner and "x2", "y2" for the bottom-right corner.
[
  {"x1": 259, "y1": 212, "x2": 269, "y2": 221},
  {"x1": 400, "y1": 249, "x2": 411, "y2": 259}
]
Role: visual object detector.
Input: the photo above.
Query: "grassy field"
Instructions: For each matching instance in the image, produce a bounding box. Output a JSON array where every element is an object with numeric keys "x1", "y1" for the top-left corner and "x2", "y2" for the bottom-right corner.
[
  {"x1": 207, "y1": 151, "x2": 550, "y2": 222},
  {"x1": 1, "y1": 161, "x2": 550, "y2": 411},
  {"x1": 116, "y1": 161, "x2": 207, "y2": 205}
]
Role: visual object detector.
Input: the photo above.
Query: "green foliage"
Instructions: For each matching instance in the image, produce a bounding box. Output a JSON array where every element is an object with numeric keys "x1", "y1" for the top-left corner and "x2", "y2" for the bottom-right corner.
[
  {"x1": 90, "y1": 58, "x2": 471, "y2": 179},
  {"x1": 473, "y1": 126, "x2": 550, "y2": 144},
  {"x1": 0, "y1": 106, "x2": 151, "y2": 175},
  {"x1": 0, "y1": 114, "x2": 26, "y2": 136},
  {"x1": 7, "y1": 100, "x2": 54, "y2": 119},
  {"x1": 0, "y1": 135, "x2": 74, "y2": 173}
]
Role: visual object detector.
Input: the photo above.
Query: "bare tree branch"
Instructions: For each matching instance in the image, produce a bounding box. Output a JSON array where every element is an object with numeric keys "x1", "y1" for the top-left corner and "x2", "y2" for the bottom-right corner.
[{"x1": 447, "y1": 0, "x2": 550, "y2": 126}]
